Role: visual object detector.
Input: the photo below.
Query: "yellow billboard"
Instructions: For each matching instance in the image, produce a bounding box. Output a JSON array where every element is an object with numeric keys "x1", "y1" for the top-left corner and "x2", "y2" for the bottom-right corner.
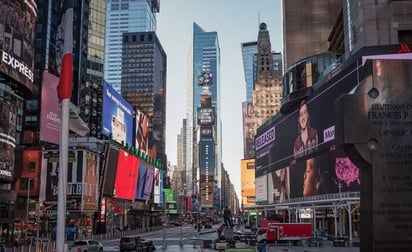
[{"x1": 241, "y1": 159, "x2": 255, "y2": 208}]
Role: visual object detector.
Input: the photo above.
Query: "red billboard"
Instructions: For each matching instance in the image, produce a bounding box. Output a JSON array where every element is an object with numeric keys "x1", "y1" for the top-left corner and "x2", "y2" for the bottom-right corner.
[{"x1": 113, "y1": 149, "x2": 139, "y2": 200}]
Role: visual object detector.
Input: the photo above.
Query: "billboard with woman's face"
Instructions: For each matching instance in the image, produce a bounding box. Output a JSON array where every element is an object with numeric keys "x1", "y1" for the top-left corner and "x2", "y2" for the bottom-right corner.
[{"x1": 0, "y1": 0, "x2": 37, "y2": 95}]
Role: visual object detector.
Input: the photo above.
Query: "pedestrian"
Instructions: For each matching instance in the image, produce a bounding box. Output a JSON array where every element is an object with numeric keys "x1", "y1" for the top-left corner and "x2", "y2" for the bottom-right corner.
[{"x1": 223, "y1": 206, "x2": 233, "y2": 228}]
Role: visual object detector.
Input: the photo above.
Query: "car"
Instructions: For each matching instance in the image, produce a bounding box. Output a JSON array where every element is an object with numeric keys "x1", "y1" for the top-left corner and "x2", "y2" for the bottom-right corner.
[
  {"x1": 120, "y1": 236, "x2": 156, "y2": 252},
  {"x1": 119, "y1": 235, "x2": 142, "y2": 252},
  {"x1": 68, "y1": 240, "x2": 103, "y2": 252}
]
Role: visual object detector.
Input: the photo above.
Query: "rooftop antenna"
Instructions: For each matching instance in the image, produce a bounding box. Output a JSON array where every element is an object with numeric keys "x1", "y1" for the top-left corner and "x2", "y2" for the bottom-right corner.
[{"x1": 258, "y1": 11, "x2": 261, "y2": 25}]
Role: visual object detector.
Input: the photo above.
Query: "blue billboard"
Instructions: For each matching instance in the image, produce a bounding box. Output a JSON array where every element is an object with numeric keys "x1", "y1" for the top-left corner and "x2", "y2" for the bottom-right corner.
[{"x1": 101, "y1": 81, "x2": 133, "y2": 147}]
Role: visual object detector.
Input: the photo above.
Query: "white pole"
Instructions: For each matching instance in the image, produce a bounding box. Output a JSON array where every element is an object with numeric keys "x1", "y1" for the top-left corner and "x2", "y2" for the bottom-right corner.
[{"x1": 56, "y1": 98, "x2": 70, "y2": 252}]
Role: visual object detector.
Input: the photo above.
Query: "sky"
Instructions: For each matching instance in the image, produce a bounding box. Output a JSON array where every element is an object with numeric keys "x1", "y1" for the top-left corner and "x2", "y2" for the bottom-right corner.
[{"x1": 157, "y1": 0, "x2": 282, "y2": 198}]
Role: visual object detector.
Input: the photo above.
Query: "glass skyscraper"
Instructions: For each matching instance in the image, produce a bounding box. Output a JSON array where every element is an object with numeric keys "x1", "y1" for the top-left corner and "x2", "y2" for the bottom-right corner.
[
  {"x1": 104, "y1": 0, "x2": 159, "y2": 92},
  {"x1": 190, "y1": 22, "x2": 222, "y2": 210}
]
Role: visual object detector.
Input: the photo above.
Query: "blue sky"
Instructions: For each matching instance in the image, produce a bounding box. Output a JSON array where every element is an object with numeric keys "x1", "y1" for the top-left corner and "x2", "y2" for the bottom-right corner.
[{"x1": 157, "y1": 0, "x2": 282, "y2": 197}]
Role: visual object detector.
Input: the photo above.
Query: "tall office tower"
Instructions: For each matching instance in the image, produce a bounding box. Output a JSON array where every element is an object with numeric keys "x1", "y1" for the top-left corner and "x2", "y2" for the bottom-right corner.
[
  {"x1": 282, "y1": 0, "x2": 342, "y2": 70},
  {"x1": 80, "y1": 0, "x2": 106, "y2": 137},
  {"x1": 241, "y1": 41, "x2": 283, "y2": 159},
  {"x1": 104, "y1": 0, "x2": 159, "y2": 93},
  {"x1": 241, "y1": 42, "x2": 258, "y2": 103},
  {"x1": 121, "y1": 31, "x2": 167, "y2": 166},
  {"x1": 251, "y1": 23, "x2": 283, "y2": 130},
  {"x1": 191, "y1": 22, "x2": 222, "y2": 210}
]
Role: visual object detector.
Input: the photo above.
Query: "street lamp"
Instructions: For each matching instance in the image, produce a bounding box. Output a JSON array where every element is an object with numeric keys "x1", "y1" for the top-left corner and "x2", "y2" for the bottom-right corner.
[{"x1": 26, "y1": 178, "x2": 35, "y2": 244}]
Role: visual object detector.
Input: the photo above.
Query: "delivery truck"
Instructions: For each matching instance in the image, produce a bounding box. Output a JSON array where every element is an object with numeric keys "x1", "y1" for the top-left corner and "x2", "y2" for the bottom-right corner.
[{"x1": 256, "y1": 220, "x2": 312, "y2": 243}]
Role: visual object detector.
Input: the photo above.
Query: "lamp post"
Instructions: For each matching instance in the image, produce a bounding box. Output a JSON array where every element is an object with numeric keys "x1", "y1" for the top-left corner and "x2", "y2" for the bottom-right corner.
[{"x1": 26, "y1": 177, "x2": 35, "y2": 245}]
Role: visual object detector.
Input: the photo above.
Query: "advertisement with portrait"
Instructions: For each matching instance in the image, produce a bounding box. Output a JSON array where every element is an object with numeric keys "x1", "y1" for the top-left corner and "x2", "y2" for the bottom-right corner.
[
  {"x1": 113, "y1": 149, "x2": 138, "y2": 200},
  {"x1": 241, "y1": 159, "x2": 255, "y2": 207},
  {"x1": 0, "y1": 98, "x2": 16, "y2": 182},
  {"x1": 101, "y1": 146, "x2": 119, "y2": 197},
  {"x1": 153, "y1": 168, "x2": 161, "y2": 204},
  {"x1": 0, "y1": 0, "x2": 37, "y2": 95},
  {"x1": 268, "y1": 166, "x2": 290, "y2": 203},
  {"x1": 101, "y1": 81, "x2": 133, "y2": 146},
  {"x1": 255, "y1": 57, "x2": 364, "y2": 176},
  {"x1": 83, "y1": 153, "x2": 99, "y2": 211},
  {"x1": 199, "y1": 137, "x2": 214, "y2": 208},
  {"x1": 147, "y1": 93, "x2": 166, "y2": 164},
  {"x1": 136, "y1": 161, "x2": 154, "y2": 201},
  {"x1": 41, "y1": 150, "x2": 83, "y2": 208},
  {"x1": 135, "y1": 108, "x2": 149, "y2": 153}
]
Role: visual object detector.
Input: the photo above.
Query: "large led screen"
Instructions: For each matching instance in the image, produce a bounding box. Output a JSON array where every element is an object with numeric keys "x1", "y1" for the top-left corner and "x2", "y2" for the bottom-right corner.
[
  {"x1": 255, "y1": 55, "x2": 365, "y2": 175},
  {"x1": 41, "y1": 150, "x2": 83, "y2": 207},
  {"x1": 241, "y1": 159, "x2": 256, "y2": 207},
  {"x1": 0, "y1": 0, "x2": 37, "y2": 94},
  {"x1": 113, "y1": 149, "x2": 138, "y2": 200},
  {"x1": 136, "y1": 161, "x2": 154, "y2": 201},
  {"x1": 0, "y1": 97, "x2": 16, "y2": 182},
  {"x1": 102, "y1": 81, "x2": 133, "y2": 147},
  {"x1": 199, "y1": 137, "x2": 214, "y2": 208},
  {"x1": 135, "y1": 109, "x2": 149, "y2": 153},
  {"x1": 101, "y1": 146, "x2": 119, "y2": 197}
]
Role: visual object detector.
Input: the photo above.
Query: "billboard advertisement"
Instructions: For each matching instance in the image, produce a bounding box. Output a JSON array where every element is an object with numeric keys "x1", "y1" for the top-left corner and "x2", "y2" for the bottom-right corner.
[
  {"x1": 0, "y1": 97, "x2": 16, "y2": 182},
  {"x1": 40, "y1": 150, "x2": 84, "y2": 208},
  {"x1": 199, "y1": 137, "x2": 214, "y2": 208},
  {"x1": 135, "y1": 109, "x2": 149, "y2": 153},
  {"x1": 241, "y1": 159, "x2": 255, "y2": 207},
  {"x1": 136, "y1": 161, "x2": 154, "y2": 201},
  {"x1": 0, "y1": 0, "x2": 37, "y2": 95},
  {"x1": 83, "y1": 153, "x2": 99, "y2": 211},
  {"x1": 101, "y1": 146, "x2": 119, "y2": 197},
  {"x1": 153, "y1": 168, "x2": 161, "y2": 204},
  {"x1": 197, "y1": 107, "x2": 215, "y2": 126},
  {"x1": 113, "y1": 149, "x2": 138, "y2": 200},
  {"x1": 255, "y1": 53, "x2": 364, "y2": 175},
  {"x1": 102, "y1": 81, "x2": 133, "y2": 146},
  {"x1": 40, "y1": 71, "x2": 61, "y2": 144}
]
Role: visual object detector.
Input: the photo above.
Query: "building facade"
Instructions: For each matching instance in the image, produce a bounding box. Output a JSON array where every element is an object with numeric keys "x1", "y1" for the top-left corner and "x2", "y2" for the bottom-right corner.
[
  {"x1": 104, "y1": 0, "x2": 159, "y2": 92},
  {"x1": 190, "y1": 23, "x2": 222, "y2": 211}
]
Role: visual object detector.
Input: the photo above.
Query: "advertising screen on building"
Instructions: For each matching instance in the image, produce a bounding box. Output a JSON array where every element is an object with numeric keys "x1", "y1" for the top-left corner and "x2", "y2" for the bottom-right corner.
[
  {"x1": 255, "y1": 56, "x2": 363, "y2": 175},
  {"x1": 241, "y1": 159, "x2": 255, "y2": 207},
  {"x1": 0, "y1": 0, "x2": 37, "y2": 95},
  {"x1": 0, "y1": 97, "x2": 16, "y2": 182},
  {"x1": 101, "y1": 146, "x2": 119, "y2": 197},
  {"x1": 136, "y1": 161, "x2": 154, "y2": 201},
  {"x1": 135, "y1": 109, "x2": 149, "y2": 153},
  {"x1": 41, "y1": 151, "x2": 83, "y2": 206},
  {"x1": 199, "y1": 137, "x2": 214, "y2": 208},
  {"x1": 102, "y1": 81, "x2": 133, "y2": 147},
  {"x1": 113, "y1": 149, "x2": 138, "y2": 200}
]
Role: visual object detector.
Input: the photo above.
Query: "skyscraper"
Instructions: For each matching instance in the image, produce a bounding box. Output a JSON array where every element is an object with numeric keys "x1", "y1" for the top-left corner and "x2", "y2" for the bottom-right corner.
[
  {"x1": 282, "y1": 0, "x2": 342, "y2": 70},
  {"x1": 190, "y1": 22, "x2": 222, "y2": 210},
  {"x1": 104, "y1": 0, "x2": 159, "y2": 92},
  {"x1": 121, "y1": 31, "x2": 167, "y2": 166}
]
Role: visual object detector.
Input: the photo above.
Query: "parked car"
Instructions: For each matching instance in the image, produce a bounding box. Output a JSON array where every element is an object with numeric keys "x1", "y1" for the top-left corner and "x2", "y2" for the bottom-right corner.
[{"x1": 68, "y1": 240, "x2": 103, "y2": 252}]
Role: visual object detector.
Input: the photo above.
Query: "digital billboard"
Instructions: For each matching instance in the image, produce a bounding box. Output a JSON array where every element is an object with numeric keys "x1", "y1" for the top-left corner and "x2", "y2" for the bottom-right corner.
[
  {"x1": 102, "y1": 81, "x2": 133, "y2": 147},
  {"x1": 0, "y1": 97, "x2": 16, "y2": 182},
  {"x1": 136, "y1": 161, "x2": 154, "y2": 201},
  {"x1": 101, "y1": 146, "x2": 119, "y2": 197},
  {"x1": 255, "y1": 54, "x2": 364, "y2": 175},
  {"x1": 83, "y1": 153, "x2": 99, "y2": 211},
  {"x1": 199, "y1": 137, "x2": 214, "y2": 208},
  {"x1": 0, "y1": 0, "x2": 37, "y2": 95},
  {"x1": 241, "y1": 159, "x2": 256, "y2": 207},
  {"x1": 40, "y1": 71, "x2": 61, "y2": 144},
  {"x1": 113, "y1": 149, "x2": 138, "y2": 200},
  {"x1": 135, "y1": 109, "x2": 149, "y2": 153},
  {"x1": 41, "y1": 150, "x2": 83, "y2": 207}
]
